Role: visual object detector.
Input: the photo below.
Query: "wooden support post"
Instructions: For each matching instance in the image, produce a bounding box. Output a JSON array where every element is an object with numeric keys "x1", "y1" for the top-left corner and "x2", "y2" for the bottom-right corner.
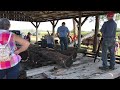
[
  {"x1": 31, "y1": 22, "x2": 40, "y2": 43},
  {"x1": 36, "y1": 22, "x2": 38, "y2": 42},
  {"x1": 74, "y1": 16, "x2": 88, "y2": 27},
  {"x1": 52, "y1": 21, "x2": 55, "y2": 35},
  {"x1": 73, "y1": 19, "x2": 76, "y2": 36},
  {"x1": 50, "y1": 20, "x2": 58, "y2": 36},
  {"x1": 74, "y1": 16, "x2": 89, "y2": 49},
  {"x1": 73, "y1": 19, "x2": 76, "y2": 45},
  {"x1": 93, "y1": 15, "x2": 99, "y2": 52},
  {"x1": 78, "y1": 12, "x2": 82, "y2": 49},
  {"x1": 50, "y1": 20, "x2": 58, "y2": 45}
]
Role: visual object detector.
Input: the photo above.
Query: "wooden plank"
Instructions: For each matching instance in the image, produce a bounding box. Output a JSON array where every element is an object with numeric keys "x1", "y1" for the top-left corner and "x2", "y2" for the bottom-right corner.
[
  {"x1": 39, "y1": 54, "x2": 120, "y2": 79},
  {"x1": 26, "y1": 66, "x2": 54, "y2": 77},
  {"x1": 26, "y1": 53, "x2": 120, "y2": 79},
  {"x1": 93, "y1": 15, "x2": 99, "y2": 52},
  {"x1": 90, "y1": 67, "x2": 120, "y2": 79},
  {"x1": 42, "y1": 61, "x2": 120, "y2": 79}
]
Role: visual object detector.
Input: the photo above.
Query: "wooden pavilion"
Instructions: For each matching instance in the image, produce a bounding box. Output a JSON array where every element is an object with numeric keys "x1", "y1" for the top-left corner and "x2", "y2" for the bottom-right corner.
[{"x1": 0, "y1": 11, "x2": 119, "y2": 52}]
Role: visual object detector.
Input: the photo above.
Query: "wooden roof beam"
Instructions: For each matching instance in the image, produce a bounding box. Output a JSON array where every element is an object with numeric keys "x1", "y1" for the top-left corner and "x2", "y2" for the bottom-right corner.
[
  {"x1": 81, "y1": 17, "x2": 88, "y2": 26},
  {"x1": 15, "y1": 11, "x2": 34, "y2": 22},
  {"x1": 73, "y1": 16, "x2": 88, "y2": 26},
  {"x1": 31, "y1": 22, "x2": 40, "y2": 29},
  {"x1": 50, "y1": 20, "x2": 58, "y2": 27}
]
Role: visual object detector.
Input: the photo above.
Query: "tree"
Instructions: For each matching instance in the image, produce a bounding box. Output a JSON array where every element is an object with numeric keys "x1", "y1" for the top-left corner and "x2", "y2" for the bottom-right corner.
[
  {"x1": 89, "y1": 13, "x2": 120, "y2": 28},
  {"x1": 89, "y1": 13, "x2": 120, "y2": 21}
]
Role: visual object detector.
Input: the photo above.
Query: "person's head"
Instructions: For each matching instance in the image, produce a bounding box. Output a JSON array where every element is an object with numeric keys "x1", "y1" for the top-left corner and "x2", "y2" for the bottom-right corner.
[
  {"x1": 106, "y1": 11, "x2": 115, "y2": 20},
  {"x1": 62, "y1": 22, "x2": 65, "y2": 26},
  {"x1": 0, "y1": 18, "x2": 10, "y2": 30},
  {"x1": 28, "y1": 32, "x2": 31, "y2": 36}
]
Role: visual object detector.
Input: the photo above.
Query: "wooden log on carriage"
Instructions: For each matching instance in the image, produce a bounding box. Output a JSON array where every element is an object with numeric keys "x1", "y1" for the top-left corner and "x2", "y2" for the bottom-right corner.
[
  {"x1": 82, "y1": 37, "x2": 94, "y2": 46},
  {"x1": 58, "y1": 47, "x2": 77, "y2": 59},
  {"x1": 81, "y1": 34, "x2": 101, "y2": 47},
  {"x1": 19, "y1": 45, "x2": 76, "y2": 69}
]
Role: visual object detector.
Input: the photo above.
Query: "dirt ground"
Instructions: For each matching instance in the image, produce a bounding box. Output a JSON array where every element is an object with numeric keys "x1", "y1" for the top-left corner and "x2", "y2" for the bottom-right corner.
[{"x1": 26, "y1": 53, "x2": 120, "y2": 79}]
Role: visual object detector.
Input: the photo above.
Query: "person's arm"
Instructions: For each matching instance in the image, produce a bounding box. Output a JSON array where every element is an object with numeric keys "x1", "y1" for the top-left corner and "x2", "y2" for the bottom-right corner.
[
  {"x1": 13, "y1": 34, "x2": 30, "y2": 55},
  {"x1": 26, "y1": 35, "x2": 30, "y2": 42},
  {"x1": 100, "y1": 22, "x2": 106, "y2": 33},
  {"x1": 115, "y1": 23, "x2": 117, "y2": 32}
]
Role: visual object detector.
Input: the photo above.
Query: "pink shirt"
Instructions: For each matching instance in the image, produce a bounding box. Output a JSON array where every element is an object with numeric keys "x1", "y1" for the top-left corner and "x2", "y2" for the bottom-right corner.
[{"x1": 0, "y1": 30, "x2": 21, "y2": 70}]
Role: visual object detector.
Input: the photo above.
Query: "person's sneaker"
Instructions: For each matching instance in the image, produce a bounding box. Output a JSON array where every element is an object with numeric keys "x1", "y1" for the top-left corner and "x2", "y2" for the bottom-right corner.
[
  {"x1": 109, "y1": 66, "x2": 115, "y2": 70},
  {"x1": 99, "y1": 66, "x2": 109, "y2": 70}
]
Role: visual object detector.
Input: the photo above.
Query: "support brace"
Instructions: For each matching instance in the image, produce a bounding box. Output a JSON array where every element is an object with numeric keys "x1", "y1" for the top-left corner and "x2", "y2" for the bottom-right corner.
[{"x1": 31, "y1": 22, "x2": 40, "y2": 42}]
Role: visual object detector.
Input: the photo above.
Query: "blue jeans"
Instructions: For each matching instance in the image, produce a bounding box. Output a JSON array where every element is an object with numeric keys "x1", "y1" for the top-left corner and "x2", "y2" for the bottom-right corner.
[
  {"x1": 59, "y1": 37, "x2": 68, "y2": 51},
  {"x1": 47, "y1": 44, "x2": 54, "y2": 48},
  {"x1": 101, "y1": 38, "x2": 116, "y2": 67},
  {"x1": 0, "y1": 63, "x2": 20, "y2": 79}
]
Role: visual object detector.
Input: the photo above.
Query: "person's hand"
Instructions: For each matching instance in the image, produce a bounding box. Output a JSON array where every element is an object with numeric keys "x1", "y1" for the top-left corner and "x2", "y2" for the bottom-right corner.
[{"x1": 14, "y1": 50, "x2": 20, "y2": 55}]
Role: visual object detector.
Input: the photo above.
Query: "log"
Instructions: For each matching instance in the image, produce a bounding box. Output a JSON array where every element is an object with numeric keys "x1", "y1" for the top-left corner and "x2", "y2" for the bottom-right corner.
[
  {"x1": 19, "y1": 45, "x2": 76, "y2": 69},
  {"x1": 82, "y1": 37, "x2": 94, "y2": 46},
  {"x1": 59, "y1": 47, "x2": 77, "y2": 59}
]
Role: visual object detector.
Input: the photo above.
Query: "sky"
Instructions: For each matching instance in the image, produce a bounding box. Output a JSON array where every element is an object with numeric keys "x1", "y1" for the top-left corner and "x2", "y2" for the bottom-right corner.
[
  {"x1": 9, "y1": 17, "x2": 96, "y2": 32},
  {"x1": 9, "y1": 17, "x2": 120, "y2": 33}
]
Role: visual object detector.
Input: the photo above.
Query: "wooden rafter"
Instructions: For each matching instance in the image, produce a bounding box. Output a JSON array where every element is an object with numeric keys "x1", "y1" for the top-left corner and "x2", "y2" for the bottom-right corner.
[{"x1": 0, "y1": 11, "x2": 119, "y2": 22}]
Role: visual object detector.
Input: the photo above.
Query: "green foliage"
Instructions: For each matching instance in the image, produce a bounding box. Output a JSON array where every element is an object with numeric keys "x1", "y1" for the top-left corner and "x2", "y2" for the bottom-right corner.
[
  {"x1": 117, "y1": 28, "x2": 120, "y2": 32},
  {"x1": 89, "y1": 13, "x2": 120, "y2": 23},
  {"x1": 81, "y1": 31, "x2": 90, "y2": 35},
  {"x1": 115, "y1": 13, "x2": 120, "y2": 21}
]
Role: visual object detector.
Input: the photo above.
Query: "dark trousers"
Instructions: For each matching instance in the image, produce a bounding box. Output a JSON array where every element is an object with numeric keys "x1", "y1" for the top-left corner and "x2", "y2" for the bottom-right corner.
[
  {"x1": 47, "y1": 44, "x2": 54, "y2": 48},
  {"x1": 101, "y1": 38, "x2": 116, "y2": 67},
  {"x1": 59, "y1": 37, "x2": 68, "y2": 51},
  {"x1": 0, "y1": 63, "x2": 20, "y2": 79}
]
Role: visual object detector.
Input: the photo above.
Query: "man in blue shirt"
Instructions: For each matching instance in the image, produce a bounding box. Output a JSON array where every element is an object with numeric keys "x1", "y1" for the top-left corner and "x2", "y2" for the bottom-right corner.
[
  {"x1": 99, "y1": 12, "x2": 117, "y2": 70},
  {"x1": 57, "y1": 22, "x2": 70, "y2": 51}
]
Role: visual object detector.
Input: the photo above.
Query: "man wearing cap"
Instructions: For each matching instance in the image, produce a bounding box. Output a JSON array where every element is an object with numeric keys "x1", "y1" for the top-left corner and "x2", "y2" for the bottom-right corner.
[{"x1": 99, "y1": 12, "x2": 117, "y2": 70}]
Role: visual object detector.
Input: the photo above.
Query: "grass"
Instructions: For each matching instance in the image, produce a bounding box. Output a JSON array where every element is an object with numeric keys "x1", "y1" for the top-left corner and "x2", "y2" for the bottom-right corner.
[{"x1": 31, "y1": 31, "x2": 90, "y2": 42}]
